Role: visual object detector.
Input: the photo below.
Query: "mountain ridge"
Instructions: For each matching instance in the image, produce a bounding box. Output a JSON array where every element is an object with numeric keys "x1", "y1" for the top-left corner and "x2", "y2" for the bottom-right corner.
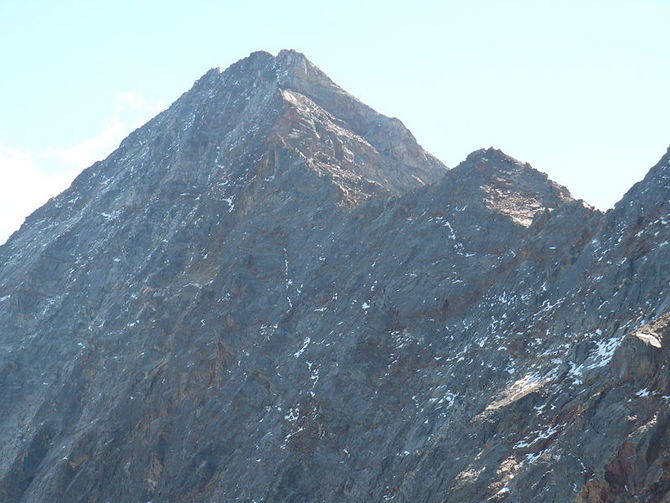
[{"x1": 0, "y1": 50, "x2": 669, "y2": 503}]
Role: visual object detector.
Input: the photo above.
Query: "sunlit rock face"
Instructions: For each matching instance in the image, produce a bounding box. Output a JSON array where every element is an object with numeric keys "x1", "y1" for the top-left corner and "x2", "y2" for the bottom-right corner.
[{"x1": 1, "y1": 51, "x2": 669, "y2": 503}]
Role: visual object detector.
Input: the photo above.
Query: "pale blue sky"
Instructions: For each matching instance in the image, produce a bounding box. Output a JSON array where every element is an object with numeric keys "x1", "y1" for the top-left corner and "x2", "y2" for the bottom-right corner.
[{"x1": 1, "y1": 1, "x2": 669, "y2": 242}]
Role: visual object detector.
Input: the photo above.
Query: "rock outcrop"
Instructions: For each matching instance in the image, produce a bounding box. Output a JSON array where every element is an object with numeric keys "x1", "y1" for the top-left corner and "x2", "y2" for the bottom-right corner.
[{"x1": 0, "y1": 50, "x2": 669, "y2": 503}]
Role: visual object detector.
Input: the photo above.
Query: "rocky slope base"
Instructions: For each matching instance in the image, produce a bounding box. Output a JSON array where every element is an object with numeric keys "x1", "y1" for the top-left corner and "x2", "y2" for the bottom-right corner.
[{"x1": 1, "y1": 50, "x2": 669, "y2": 503}]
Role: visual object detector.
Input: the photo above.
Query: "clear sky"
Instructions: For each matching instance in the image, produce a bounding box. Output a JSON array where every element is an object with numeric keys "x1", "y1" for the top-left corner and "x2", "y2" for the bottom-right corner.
[{"x1": 1, "y1": 1, "x2": 669, "y2": 243}]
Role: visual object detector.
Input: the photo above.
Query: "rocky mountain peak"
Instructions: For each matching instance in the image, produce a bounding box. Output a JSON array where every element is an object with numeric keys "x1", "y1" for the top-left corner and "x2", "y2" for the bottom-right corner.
[
  {"x1": 150, "y1": 51, "x2": 446, "y2": 201},
  {"x1": 265, "y1": 50, "x2": 448, "y2": 193},
  {"x1": 441, "y1": 147, "x2": 574, "y2": 226},
  {"x1": 274, "y1": 49, "x2": 322, "y2": 83},
  {"x1": 2, "y1": 51, "x2": 670, "y2": 503},
  {"x1": 197, "y1": 50, "x2": 332, "y2": 96}
]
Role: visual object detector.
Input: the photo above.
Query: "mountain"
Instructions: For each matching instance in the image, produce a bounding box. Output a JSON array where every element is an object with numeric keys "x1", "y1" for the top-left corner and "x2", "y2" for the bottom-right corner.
[{"x1": 1, "y1": 50, "x2": 669, "y2": 503}]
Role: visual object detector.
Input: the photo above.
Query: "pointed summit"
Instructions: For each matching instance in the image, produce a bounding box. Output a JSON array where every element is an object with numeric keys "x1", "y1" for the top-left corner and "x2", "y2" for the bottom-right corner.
[
  {"x1": 2, "y1": 50, "x2": 448, "y2": 284},
  {"x1": 274, "y1": 49, "x2": 320, "y2": 82},
  {"x1": 115, "y1": 50, "x2": 446, "y2": 204},
  {"x1": 268, "y1": 50, "x2": 447, "y2": 191},
  {"x1": 442, "y1": 147, "x2": 574, "y2": 226}
]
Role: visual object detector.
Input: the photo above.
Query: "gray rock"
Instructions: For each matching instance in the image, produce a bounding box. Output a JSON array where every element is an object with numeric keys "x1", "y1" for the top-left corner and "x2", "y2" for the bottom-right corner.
[{"x1": 0, "y1": 50, "x2": 669, "y2": 503}]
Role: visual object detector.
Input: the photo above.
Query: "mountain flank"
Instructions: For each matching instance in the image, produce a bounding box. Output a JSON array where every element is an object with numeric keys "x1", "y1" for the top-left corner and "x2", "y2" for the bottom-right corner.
[{"x1": 0, "y1": 50, "x2": 669, "y2": 503}]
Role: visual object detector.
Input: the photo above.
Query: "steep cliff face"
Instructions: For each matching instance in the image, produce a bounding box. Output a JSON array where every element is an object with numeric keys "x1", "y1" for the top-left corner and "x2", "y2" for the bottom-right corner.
[{"x1": 0, "y1": 51, "x2": 669, "y2": 503}]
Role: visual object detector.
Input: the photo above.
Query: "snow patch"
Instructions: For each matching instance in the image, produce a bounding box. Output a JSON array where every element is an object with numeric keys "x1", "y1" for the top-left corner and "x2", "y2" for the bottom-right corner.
[
  {"x1": 222, "y1": 197, "x2": 235, "y2": 212},
  {"x1": 294, "y1": 337, "x2": 310, "y2": 358}
]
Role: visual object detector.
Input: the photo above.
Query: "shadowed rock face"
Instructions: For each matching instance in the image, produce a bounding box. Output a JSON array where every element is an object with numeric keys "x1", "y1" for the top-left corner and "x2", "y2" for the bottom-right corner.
[{"x1": 0, "y1": 51, "x2": 669, "y2": 503}]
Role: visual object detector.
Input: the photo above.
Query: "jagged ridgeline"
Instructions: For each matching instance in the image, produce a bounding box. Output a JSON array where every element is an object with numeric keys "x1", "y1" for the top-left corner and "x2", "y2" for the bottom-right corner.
[{"x1": 1, "y1": 50, "x2": 670, "y2": 503}]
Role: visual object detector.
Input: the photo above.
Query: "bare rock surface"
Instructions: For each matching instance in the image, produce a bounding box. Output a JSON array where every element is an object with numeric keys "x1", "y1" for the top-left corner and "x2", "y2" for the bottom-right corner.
[{"x1": 1, "y1": 51, "x2": 670, "y2": 503}]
